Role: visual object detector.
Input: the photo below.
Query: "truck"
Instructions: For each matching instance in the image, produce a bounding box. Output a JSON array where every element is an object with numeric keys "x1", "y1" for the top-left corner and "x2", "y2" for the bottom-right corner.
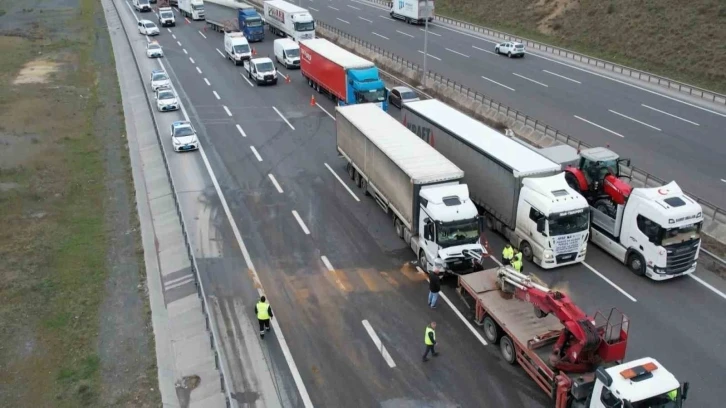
[
  {"x1": 179, "y1": 0, "x2": 205, "y2": 20},
  {"x1": 542, "y1": 145, "x2": 703, "y2": 281},
  {"x1": 336, "y1": 103, "x2": 486, "y2": 275},
  {"x1": 389, "y1": 0, "x2": 434, "y2": 25},
  {"x1": 402, "y1": 99, "x2": 590, "y2": 269},
  {"x1": 458, "y1": 266, "x2": 691, "y2": 408},
  {"x1": 157, "y1": 6, "x2": 175, "y2": 26},
  {"x1": 204, "y1": 0, "x2": 264, "y2": 41},
  {"x1": 243, "y1": 57, "x2": 278, "y2": 85},
  {"x1": 263, "y1": 0, "x2": 315, "y2": 42},
  {"x1": 300, "y1": 39, "x2": 388, "y2": 111},
  {"x1": 224, "y1": 32, "x2": 252, "y2": 65}
]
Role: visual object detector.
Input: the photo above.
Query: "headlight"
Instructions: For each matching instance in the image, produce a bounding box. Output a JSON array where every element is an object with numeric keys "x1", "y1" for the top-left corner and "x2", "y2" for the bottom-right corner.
[{"x1": 543, "y1": 250, "x2": 554, "y2": 259}]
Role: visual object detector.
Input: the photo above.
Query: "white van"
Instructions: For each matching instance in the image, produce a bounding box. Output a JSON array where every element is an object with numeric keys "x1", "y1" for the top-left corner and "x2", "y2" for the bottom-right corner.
[
  {"x1": 224, "y1": 32, "x2": 251, "y2": 65},
  {"x1": 133, "y1": 0, "x2": 152, "y2": 12},
  {"x1": 273, "y1": 38, "x2": 300, "y2": 69}
]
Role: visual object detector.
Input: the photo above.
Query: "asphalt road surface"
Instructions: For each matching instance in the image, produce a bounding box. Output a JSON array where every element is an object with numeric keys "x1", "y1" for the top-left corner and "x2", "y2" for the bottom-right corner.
[
  {"x1": 304, "y1": 0, "x2": 726, "y2": 208},
  {"x1": 118, "y1": 2, "x2": 726, "y2": 406}
]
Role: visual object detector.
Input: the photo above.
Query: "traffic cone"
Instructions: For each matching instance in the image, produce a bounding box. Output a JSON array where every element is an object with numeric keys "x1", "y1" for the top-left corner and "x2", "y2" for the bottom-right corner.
[
  {"x1": 285, "y1": 75, "x2": 291, "y2": 84},
  {"x1": 252, "y1": 47, "x2": 257, "y2": 56},
  {"x1": 310, "y1": 95, "x2": 316, "y2": 106}
]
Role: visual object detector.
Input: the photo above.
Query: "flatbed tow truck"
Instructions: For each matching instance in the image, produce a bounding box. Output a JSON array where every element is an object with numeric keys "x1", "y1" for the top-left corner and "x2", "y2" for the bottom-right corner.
[{"x1": 457, "y1": 265, "x2": 690, "y2": 407}]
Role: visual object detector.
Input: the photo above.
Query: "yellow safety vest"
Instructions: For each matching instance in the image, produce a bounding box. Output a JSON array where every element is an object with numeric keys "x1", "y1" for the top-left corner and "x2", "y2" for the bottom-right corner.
[
  {"x1": 512, "y1": 254, "x2": 523, "y2": 272},
  {"x1": 425, "y1": 327, "x2": 435, "y2": 346},
  {"x1": 256, "y1": 302, "x2": 270, "y2": 320},
  {"x1": 502, "y1": 246, "x2": 514, "y2": 260},
  {"x1": 667, "y1": 390, "x2": 677, "y2": 401}
]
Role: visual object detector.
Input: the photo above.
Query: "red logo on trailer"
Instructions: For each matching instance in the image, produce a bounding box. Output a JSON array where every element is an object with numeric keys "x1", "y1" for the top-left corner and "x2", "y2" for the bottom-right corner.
[{"x1": 268, "y1": 7, "x2": 285, "y2": 23}]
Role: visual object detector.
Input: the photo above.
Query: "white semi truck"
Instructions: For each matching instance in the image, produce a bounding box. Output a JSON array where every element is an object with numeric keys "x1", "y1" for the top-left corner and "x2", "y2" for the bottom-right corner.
[
  {"x1": 336, "y1": 103, "x2": 486, "y2": 275},
  {"x1": 179, "y1": 0, "x2": 205, "y2": 20},
  {"x1": 402, "y1": 100, "x2": 590, "y2": 269},
  {"x1": 263, "y1": 0, "x2": 315, "y2": 41},
  {"x1": 390, "y1": 0, "x2": 434, "y2": 25}
]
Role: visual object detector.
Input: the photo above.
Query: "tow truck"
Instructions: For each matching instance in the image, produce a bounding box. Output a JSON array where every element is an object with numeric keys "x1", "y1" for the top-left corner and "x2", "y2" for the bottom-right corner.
[{"x1": 457, "y1": 264, "x2": 690, "y2": 407}]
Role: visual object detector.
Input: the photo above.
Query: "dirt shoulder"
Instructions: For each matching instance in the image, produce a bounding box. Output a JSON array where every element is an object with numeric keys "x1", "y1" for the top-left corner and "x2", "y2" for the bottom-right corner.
[{"x1": 0, "y1": 0, "x2": 158, "y2": 406}]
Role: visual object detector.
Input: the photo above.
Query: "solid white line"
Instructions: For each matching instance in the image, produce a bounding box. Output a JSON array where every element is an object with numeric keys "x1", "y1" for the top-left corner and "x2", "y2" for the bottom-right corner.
[
  {"x1": 396, "y1": 30, "x2": 414, "y2": 38},
  {"x1": 268, "y1": 174, "x2": 283, "y2": 193},
  {"x1": 336, "y1": 17, "x2": 350, "y2": 24},
  {"x1": 213, "y1": 90, "x2": 220, "y2": 100},
  {"x1": 378, "y1": 15, "x2": 389, "y2": 19},
  {"x1": 609, "y1": 110, "x2": 661, "y2": 131},
  {"x1": 250, "y1": 146, "x2": 262, "y2": 162},
  {"x1": 324, "y1": 163, "x2": 360, "y2": 202},
  {"x1": 291, "y1": 210, "x2": 311, "y2": 235},
  {"x1": 309, "y1": 6, "x2": 319, "y2": 11},
  {"x1": 316, "y1": 103, "x2": 335, "y2": 120},
  {"x1": 198, "y1": 30, "x2": 207, "y2": 38},
  {"x1": 722, "y1": 179, "x2": 726, "y2": 183},
  {"x1": 641, "y1": 104, "x2": 700, "y2": 126},
  {"x1": 472, "y1": 45, "x2": 496, "y2": 55},
  {"x1": 236, "y1": 124, "x2": 247, "y2": 137},
  {"x1": 177, "y1": 40, "x2": 182, "y2": 46},
  {"x1": 223, "y1": 105, "x2": 232, "y2": 116},
  {"x1": 417, "y1": 50, "x2": 441, "y2": 61},
  {"x1": 184, "y1": 17, "x2": 191, "y2": 24},
  {"x1": 165, "y1": 277, "x2": 195, "y2": 290},
  {"x1": 164, "y1": 273, "x2": 194, "y2": 286},
  {"x1": 446, "y1": 48, "x2": 470, "y2": 58},
  {"x1": 481, "y1": 75, "x2": 515, "y2": 91},
  {"x1": 582, "y1": 262, "x2": 637, "y2": 302},
  {"x1": 542, "y1": 69, "x2": 581, "y2": 84},
  {"x1": 689, "y1": 275, "x2": 726, "y2": 301},
  {"x1": 372, "y1": 32, "x2": 390, "y2": 40},
  {"x1": 172, "y1": 34, "x2": 177, "y2": 39},
  {"x1": 240, "y1": 72, "x2": 255, "y2": 87},
  {"x1": 321, "y1": 256, "x2": 335, "y2": 271},
  {"x1": 216, "y1": 48, "x2": 225, "y2": 58},
  {"x1": 189, "y1": 57, "x2": 195, "y2": 64},
  {"x1": 420, "y1": 28, "x2": 441, "y2": 37},
  {"x1": 272, "y1": 106, "x2": 295, "y2": 130},
  {"x1": 359, "y1": 16, "x2": 372, "y2": 23},
  {"x1": 513, "y1": 72, "x2": 548, "y2": 87},
  {"x1": 361, "y1": 320, "x2": 396, "y2": 368},
  {"x1": 416, "y1": 266, "x2": 488, "y2": 346},
  {"x1": 347, "y1": 4, "x2": 360, "y2": 10},
  {"x1": 183, "y1": 48, "x2": 188, "y2": 55},
  {"x1": 196, "y1": 66, "x2": 202, "y2": 74},
  {"x1": 574, "y1": 115, "x2": 625, "y2": 138},
  {"x1": 204, "y1": 78, "x2": 210, "y2": 86},
  {"x1": 328, "y1": 5, "x2": 339, "y2": 10}
]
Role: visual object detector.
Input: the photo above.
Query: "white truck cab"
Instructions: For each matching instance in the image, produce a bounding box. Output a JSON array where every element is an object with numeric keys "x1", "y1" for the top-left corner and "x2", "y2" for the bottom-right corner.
[
  {"x1": 179, "y1": 0, "x2": 205, "y2": 20},
  {"x1": 274, "y1": 38, "x2": 300, "y2": 69},
  {"x1": 224, "y1": 32, "x2": 251, "y2": 65},
  {"x1": 264, "y1": 0, "x2": 315, "y2": 41},
  {"x1": 244, "y1": 57, "x2": 278, "y2": 85}
]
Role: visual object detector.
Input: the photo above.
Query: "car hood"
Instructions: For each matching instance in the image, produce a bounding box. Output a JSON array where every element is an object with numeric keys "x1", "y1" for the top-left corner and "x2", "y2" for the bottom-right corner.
[
  {"x1": 174, "y1": 135, "x2": 197, "y2": 144},
  {"x1": 159, "y1": 98, "x2": 177, "y2": 105}
]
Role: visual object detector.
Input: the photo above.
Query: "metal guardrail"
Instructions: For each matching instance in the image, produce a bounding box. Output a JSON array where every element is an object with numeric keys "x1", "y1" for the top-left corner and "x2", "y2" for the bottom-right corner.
[
  {"x1": 363, "y1": 0, "x2": 726, "y2": 105},
  {"x1": 108, "y1": 0, "x2": 233, "y2": 406},
  {"x1": 316, "y1": 20, "x2": 726, "y2": 227}
]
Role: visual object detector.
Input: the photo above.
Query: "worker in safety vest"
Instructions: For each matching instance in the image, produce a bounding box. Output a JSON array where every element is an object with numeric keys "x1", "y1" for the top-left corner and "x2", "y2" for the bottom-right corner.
[
  {"x1": 422, "y1": 321, "x2": 439, "y2": 362},
  {"x1": 667, "y1": 389, "x2": 678, "y2": 401},
  {"x1": 502, "y1": 244, "x2": 514, "y2": 266},
  {"x1": 511, "y1": 251, "x2": 523, "y2": 273},
  {"x1": 255, "y1": 296, "x2": 273, "y2": 338}
]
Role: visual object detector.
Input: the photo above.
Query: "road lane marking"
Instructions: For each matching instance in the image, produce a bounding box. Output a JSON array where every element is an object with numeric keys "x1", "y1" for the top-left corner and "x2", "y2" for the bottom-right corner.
[
  {"x1": 236, "y1": 124, "x2": 247, "y2": 137},
  {"x1": 420, "y1": 28, "x2": 441, "y2": 36},
  {"x1": 416, "y1": 266, "x2": 488, "y2": 346},
  {"x1": 165, "y1": 277, "x2": 195, "y2": 290},
  {"x1": 336, "y1": 17, "x2": 350, "y2": 24},
  {"x1": 722, "y1": 179, "x2": 726, "y2": 183},
  {"x1": 309, "y1": 6, "x2": 319, "y2": 11},
  {"x1": 183, "y1": 48, "x2": 188, "y2": 55},
  {"x1": 223, "y1": 105, "x2": 232, "y2": 116},
  {"x1": 324, "y1": 163, "x2": 360, "y2": 202},
  {"x1": 513, "y1": 73, "x2": 548, "y2": 87},
  {"x1": 361, "y1": 320, "x2": 396, "y2": 368},
  {"x1": 204, "y1": 78, "x2": 210, "y2": 86},
  {"x1": 291, "y1": 210, "x2": 311, "y2": 235},
  {"x1": 250, "y1": 146, "x2": 262, "y2": 162},
  {"x1": 196, "y1": 66, "x2": 202, "y2": 74},
  {"x1": 689, "y1": 274, "x2": 726, "y2": 301},
  {"x1": 481, "y1": 75, "x2": 515, "y2": 91},
  {"x1": 574, "y1": 115, "x2": 624, "y2": 138},
  {"x1": 316, "y1": 103, "x2": 335, "y2": 120},
  {"x1": 417, "y1": 50, "x2": 441, "y2": 61},
  {"x1": 172, "y1": 34, "x2": 177, "y2": 39},
  {"x1": 472, "y1": 45, "x2": 496, "y2": 55},
  {"x1": 321, "y1": 256, "x2": 335, "y2": 271},
  {"x1": 359, "y1": 16, "x2": 373, "y2": 23},
  {"x1": 164, "y1": 273, "x2": 194, "y2": 287},
  {"x1": 641, "y1": 104, "x2": 700, "y2": 126},
  {"x1": 328, "y1": 5, "x2": 339, "y2": 10},
  {"x1": 609, "y1": 110, "x2": 661, "y2": 131},
  {"x1": 396, "y1": 30, "x2": 414, "y2": 38},
  {"x1": 372, "y1": 32, "x2": 389, "y2": 40},
  {"x1": 272, "y1": 106, "x2": 295, "y2": 130},
  {"x1": 177, "y1": 40, "x2": 182, "y2": 46},
  {"x1": 198, "y1": 30, "x2": 207, "y2": 38},
  {"x1": 320, "y1": 256, "x2": 351, "y2": 291},
  {"x1": 216, "y1": 48, "x2": 225, "y2": 58},
  {"x1": 213, "y1": 90, "x2": 220, "y2": 100},
  {"x1": 268, "y1": 174, "x2": 283, "y2": 193},
  {"x1": 167, "y1": 28, "x2": 172, "y2": 33},
  {"x1": 542, "y1": 70, "x2": 581, "y2": 84},
  {"x1": 184, "y1": 17, "x2": 191, "y2": 24},
  {"x1": 446, "y1": 48, "x2": 470, "y2": 58},
  {"x1": 582, "y1": 262, "x2": 637, "y2": 302},
  {"x1": 189, "y1": 57, "x2": 195, "y2": 64},
  {"x1": 347, "y1": 4, "x2": 360, "y2": 10},
  {"x1": 240, "y1": 72, "x2": 255, "y2": 87}
]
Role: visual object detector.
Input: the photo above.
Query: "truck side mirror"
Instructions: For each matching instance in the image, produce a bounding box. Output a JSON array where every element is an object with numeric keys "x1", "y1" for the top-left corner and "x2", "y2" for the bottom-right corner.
[{"x1": 682, "y1": 382, "x2": 689, "y2": 400}]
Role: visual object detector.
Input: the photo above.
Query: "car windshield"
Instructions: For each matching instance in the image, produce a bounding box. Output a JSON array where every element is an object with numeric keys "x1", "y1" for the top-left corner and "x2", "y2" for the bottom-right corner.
[
  {"x1": 145, "y1": 23, "x2": 156, "y2": 28},
  {"x1": 192, "y1": 4, "x2": 203, "y2": 10},
  {"x1": 436, "y1": 218, "x2": 479, "y2": 248},
  {"x1": 161, "y1": 12, "x2": 173, "y2": 18},
  {"x1": 234, "y1": 44, "x2": 250, "y2": 54},
  {"x1": 294, "y1": 21, "x2": 315, "y2": 32},
  {"x1": 247, "y1": 18, "x2": 262, "y2": 27},
  {"x1": 255, "y1": 61, "x2": 274, "y2": 71},
  {"x1": 152, "y1": 73, "x2": 168, "y2": 81},
  {"x1": 548, "y1": 210, "x2": 589, "y2": 236},
  {"x1": 357, "y1": 88, "x2": 386, "y2": 103},
  {"x1": 148, "y1": 44, "x2": 160, "y2": 49},
  {"x1": 401, "y1": 91, "x2": 417, "y2": 99},
  {"x1": 285, "y1": 48, "x2": 300, "y2": 58},
  {"x1": 159, "y1": 91, "x2": 174, "y2": 100},
  {"x1": 174, "y1": 127, "x2": 194, "y2": 137},
  {"x1": 629, "y1": 389, "x2": 680, "y2": 407},
  {"x1": 661, "y1": 222, "x2": 701, "y2": 246}
]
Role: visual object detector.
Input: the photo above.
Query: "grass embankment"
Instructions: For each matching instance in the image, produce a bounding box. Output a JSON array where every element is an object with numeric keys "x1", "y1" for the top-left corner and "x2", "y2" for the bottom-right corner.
[{"x1": 435, "y1": 0, "x2": 726, "y2": 94}]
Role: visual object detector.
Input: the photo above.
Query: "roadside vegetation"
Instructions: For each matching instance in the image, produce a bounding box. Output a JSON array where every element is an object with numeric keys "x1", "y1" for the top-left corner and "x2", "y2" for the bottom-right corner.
[
  {"x1": 435, "y1": 0, "x2": 726, "y2": 94},
  {"x1": 0, "y1": 0, "x2": 158, "y2": 406}
]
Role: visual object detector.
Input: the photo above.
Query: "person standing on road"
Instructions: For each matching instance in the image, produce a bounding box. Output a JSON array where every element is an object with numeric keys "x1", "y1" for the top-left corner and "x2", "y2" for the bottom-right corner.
[
  {"x1": 511, "y1": 251, "x2": 523, "y2": 273},
  {"x1": 428, "y1": 269, "x2": 441, "y2": 309},
  {"x1": 422, "y1": 321, "x2": 438, "y2": 362},
  {"x1": 255, "y1": 295, "x2": 273, "y2": 339},
  {"x1": 502, "y1": 244, "x2": 514, "y2": 266}
]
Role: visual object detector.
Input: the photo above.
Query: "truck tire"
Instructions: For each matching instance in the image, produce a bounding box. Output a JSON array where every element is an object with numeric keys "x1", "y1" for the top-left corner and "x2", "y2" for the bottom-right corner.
[
  {"x1": 419, "y1": 250, "x2": 427, "y2": 272},
  {"x1": 355, "y1": 172, "x2": 362, "y2": 188},
  {"x1": 520, "y1": 241, "x2": 534, "y2": 262},
  {"x1": 346, "y1": 162, "x2": 355, "y2": 180},
  {"x1": 628, "y1": 253, "x2": 645, "y2": 276},
  {"x1": 483, "y1": 316, "x2": 500, "y2": 344},
  {"x1": 499, "y1": 335, "x2": 517, "y2": 365},
  {"x1": 360, "y1": 177, "x2": 369, "y2": 196},
  {"x1": 394, "y1": 218, "x2": 404, "y2": 239}
]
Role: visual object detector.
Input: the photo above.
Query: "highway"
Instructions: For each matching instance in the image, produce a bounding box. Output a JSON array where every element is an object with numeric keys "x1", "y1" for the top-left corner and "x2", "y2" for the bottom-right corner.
[
  {"x1": 299, "y1": 0, "x2": 726, "y2": 208},
  {"x1": 118, "y1": 1, "x2": 726, "y2": 406}
]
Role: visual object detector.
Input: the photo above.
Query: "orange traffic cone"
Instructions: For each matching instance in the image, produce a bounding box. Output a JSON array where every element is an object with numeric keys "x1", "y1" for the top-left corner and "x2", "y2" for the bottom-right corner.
[
  {"x1": 285, "y1": 75, "x2": 291, "y2": 84},
  {"x1": 310, "y1": 95, "x2": 316, "y2": 106},
  {"x1": 252, "y1": 47, "x2": 257, "y2": 56}
]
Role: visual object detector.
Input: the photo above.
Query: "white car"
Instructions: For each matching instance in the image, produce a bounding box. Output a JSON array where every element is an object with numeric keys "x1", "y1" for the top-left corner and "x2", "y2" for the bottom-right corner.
[
  {"x1": 170, "y1": 121, "x2": 199, "y2": 152},
  {"x1": 146, "y1": 41, "x2": 163, "y2": 58},
  {"x1": 155, "y1": 86, "x2": 179, "y2": 112},
  {"x1": 495, "y1": 41, "x2": 525, "y2": 58},
  {"x1": 138, "y1": 20, "x2": 160, "y2": 36},
  {"x1": 150, "y1": 69, "x2": 170, "y2": 91}
]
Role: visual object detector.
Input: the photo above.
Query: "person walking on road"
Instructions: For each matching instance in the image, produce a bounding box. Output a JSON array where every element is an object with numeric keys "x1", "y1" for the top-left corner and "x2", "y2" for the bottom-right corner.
[
  {"x1": 511, "y1": 251, "x2": 523, "y2": 273},
  {"x1": 255, "y1": 295, "x2": 273, "y2": 339},
  {"x1": 422, "y1": 321, "x2": 438, "y2": 362},
  {"x1": 428, "y1": 269, "x2": 441, "y2": 309},
  {"x1": 502, "y1": 243, "x2": 514, "y2": 266}
]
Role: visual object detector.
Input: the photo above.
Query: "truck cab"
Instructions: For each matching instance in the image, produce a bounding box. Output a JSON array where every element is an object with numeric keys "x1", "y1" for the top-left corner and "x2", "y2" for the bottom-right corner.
[
  {"x1": 239, "y1": 7, "x2": 264, "y2": 41},
  {"x1": 189, "y1": 0, "x2": 205, "y2": 20},
  {"x1": 348, "y1": 67, "x2": 388, "y2": 111},
  {"x1": 158, "y1": 6, "x2": 175, "y2": 26},
  {"x1": 244, "y1": 57, "x2": 278, "y2": 85}
]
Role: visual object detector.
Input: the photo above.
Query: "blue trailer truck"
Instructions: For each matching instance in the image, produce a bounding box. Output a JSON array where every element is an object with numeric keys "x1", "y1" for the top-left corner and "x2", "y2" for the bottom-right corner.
[{"x1": 205, "y1": 0, "x2": 264, "y2": 42}]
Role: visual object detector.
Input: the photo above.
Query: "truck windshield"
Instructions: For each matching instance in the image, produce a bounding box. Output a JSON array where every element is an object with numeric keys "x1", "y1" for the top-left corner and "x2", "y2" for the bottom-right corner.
[
  {"x1": 437, "y1": 218, "x2": 479, "y2": 248},
  {"x1": 661, "y1": 222, "x2": 701, "y2": 246},
  {"x1": 628, "y1": 389, "x2": 680, "y2": 407},
  {"x1": 356, "y1": 88, "x2": 386, "y2": 103},
  {"x1": 255, "y1": 62, "x2": 274, "y2": 72},
  {"x1": 548, "y1": 211, "x2": 589, "y2": 236},
  {"x1": 160, "y1": 12, "x2": 173, "y2": 18},
  {"x1": 192, "y1": 4, "x2": 204, "y2": 10},
  {"x1": 294, "y1": 21, "x2": 315, "y2": 32},
  {"x1": 247, "y1": 18, "x2": 262, "y2": 27},
  {"x1": 285, "y1": 48, "x2": 300, "y2": 58},
  {"x1": 234, "y1": 44, "x2": 250, "y2": 54}
]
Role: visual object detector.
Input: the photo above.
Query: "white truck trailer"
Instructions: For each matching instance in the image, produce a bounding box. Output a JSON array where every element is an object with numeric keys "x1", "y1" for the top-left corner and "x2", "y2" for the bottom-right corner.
[
  {"x1": 390, "y1": 0, "x2": 434, "y2": 25},
  {"x1": 402, "y1": 100, "x2": 590, "y2": 269},
  {"x1": 263, "y1": 0, "x2": 315, "y2": 42},
  {"x1": 179, "y1": 0, "x2": 205, "y2": 20},
  {"x1": 336, "y1": 104, "x2": 486, "y2": 274}
]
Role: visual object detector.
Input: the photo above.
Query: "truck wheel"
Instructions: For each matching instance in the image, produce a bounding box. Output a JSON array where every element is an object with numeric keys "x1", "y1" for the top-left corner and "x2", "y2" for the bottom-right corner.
[
  {"x1": 394, "y1": 218, "x2": 404, "y2": 239},
  {"x1": 483, "y1": 316, "x2": 500, "y2": 344},
  {"x1": 419, "y1": 250, "x2": 427, "y2": 272},
  {"x1": 360, "y1": 177, "x2": 369, "y2": 196},
  {"x1": 346, "y1": 162, "x2": 355, "y2": 179},
  {"x1": 355, "y1": 172, "x2": 362, "y2": 188},
  {"x1": 628, "y1": 253, "x2": 645, "y2": 276},
  {"x1": 499, "y1": 335, "x2": 517, "y2": 365},
  {"x1": 520, "y1": 241, "x2": 534, "y2": 262}
]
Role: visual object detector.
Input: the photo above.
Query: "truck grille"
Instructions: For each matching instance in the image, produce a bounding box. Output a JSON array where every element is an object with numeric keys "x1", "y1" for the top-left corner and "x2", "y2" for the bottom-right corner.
[{"x1": 664, "y1": 240, "x2": 699, "y2": 274}]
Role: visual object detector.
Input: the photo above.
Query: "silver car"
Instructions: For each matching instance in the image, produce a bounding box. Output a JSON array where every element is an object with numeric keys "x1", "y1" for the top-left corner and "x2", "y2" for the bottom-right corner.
[{"x1": 388, "y1": 86, "x2": 420, "y2": 109}]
